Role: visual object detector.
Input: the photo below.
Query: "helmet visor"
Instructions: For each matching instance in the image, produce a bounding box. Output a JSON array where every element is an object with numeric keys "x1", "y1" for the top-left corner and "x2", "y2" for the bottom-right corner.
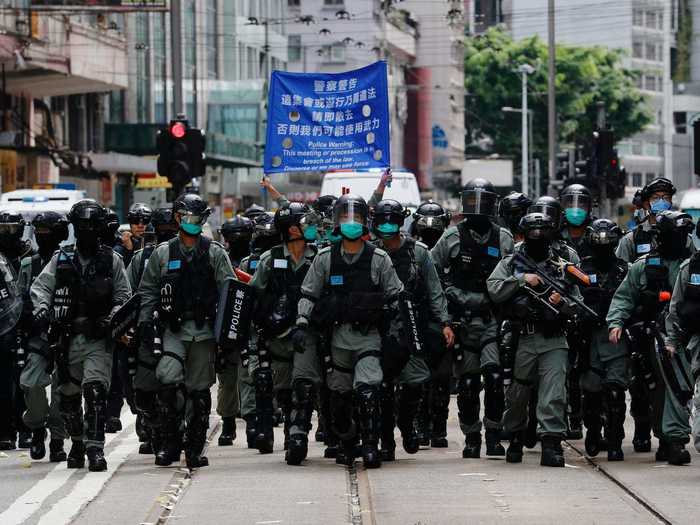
[
  {"x1": 561, "y1": 193, "x2": 591, "y2": 211},
  {"x1": 462, "y1": 189, "x2": 497, "y2": 216},
  {"x1": 525, "y1": 227, "x2": 554, "y2": 240},
  {"x1": 178, "y1": 212, "x2": 206, "y2": 226},
  {"x1": 589, "y1": 230, "x2": 618, "y2": 245},
  {"x1": 334, "y1": 200, "x2": 366, "y2": 226},
  {"x1": 0, "y1": 223, "x2": 23, "y2": 236}
]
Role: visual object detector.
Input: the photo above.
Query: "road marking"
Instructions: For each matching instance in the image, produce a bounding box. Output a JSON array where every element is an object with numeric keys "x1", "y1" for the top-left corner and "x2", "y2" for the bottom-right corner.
[
  {"x1": 0, "y1": 410, "x2": 136, "y2": 525},
  {"x1": 36, "y1": 429, "x2": 139, "y2": 525}
]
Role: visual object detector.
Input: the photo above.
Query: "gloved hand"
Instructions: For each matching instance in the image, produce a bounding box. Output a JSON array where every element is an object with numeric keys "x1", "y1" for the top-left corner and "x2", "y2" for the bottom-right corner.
[{"x1": 290, "y1": 326, "x2": 308, "y2": 353}]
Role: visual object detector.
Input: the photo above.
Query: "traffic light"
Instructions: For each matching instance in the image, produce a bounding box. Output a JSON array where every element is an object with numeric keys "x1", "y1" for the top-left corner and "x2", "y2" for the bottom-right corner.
[
  {"x1": 156, "y1": 117, "x2": 206, "y2": 194},
  {"x1": 556, "y1": 152, "x2": 569, "y2": 181},
  {"x1": 592, "y1": 129, "x2": 614, "y2": 177}
]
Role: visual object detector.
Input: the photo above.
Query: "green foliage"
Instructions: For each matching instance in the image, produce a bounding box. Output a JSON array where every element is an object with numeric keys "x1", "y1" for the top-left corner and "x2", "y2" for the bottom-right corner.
[
  {"x1": 674, "y1": 0, "x2": 692, "y2": 83},
  {"x1": 464, "y1": 27, "x2": 652, "y2": 165}
]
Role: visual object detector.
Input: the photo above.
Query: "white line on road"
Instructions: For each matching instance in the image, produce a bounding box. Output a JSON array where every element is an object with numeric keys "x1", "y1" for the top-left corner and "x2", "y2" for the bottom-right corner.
[{"x1": 0, "y1": 410, "x2": 137, "y2": 525}]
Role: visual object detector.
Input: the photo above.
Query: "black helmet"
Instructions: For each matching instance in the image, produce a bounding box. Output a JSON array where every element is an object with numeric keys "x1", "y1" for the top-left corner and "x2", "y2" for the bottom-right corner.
[
  {"x1": 586, "y1": 218, "x2": 622, "y2": 247},
  {"x1": 520, "y1": 212, "x2": 557, "y2": 240},
  {"x1": 313, "y1": 195, "x2": 338, "y2": 218},
  {"x1": 173, "y1": 193, "x2": 210, "y2": 234},
  {"x1": 412, "y1": 200, "x2": 450, "y2": 248},
  {"x1": 32, "y1": 211, "x2": 69, "y2": 239},
  {"x1": 632, "y1": 189, "x2": 644, "y2": 209},
  {"x1": 529, "y1": 196, "x2": 562, "y2": 230},
  {"x1": 220, "y1": 216, "x2": 254, "y2": 238},
  {"x1": 333, "y1": 194, "x2": 369, "y2": 226},
  {"x1": 560, "y1": 184, "x2": 592, "y2": 210},
  {"x1": 654, "y1": 210, "x2": 693, "y2": 259},
  {"x1": 461, "y1": 178, "x2": 498, "y2": 217},
  {"x1": 127, "y1": 203, "x2": 153, "y2": 224},
  {"x1": 251, "y1": 212, "x2": 280, "y2": 253},
  {"x1": 68, "y1": 199, "x2": 107, "y2": 229},
  {"x1": 373, "y1": 199, "x2": 409, "y2": 227},
  {"x1": 498, "y1": 192, "x2": 532, "y2": 233},
  {"x1": 0, "y1": 211, "x2": 25, "y2": 246},
  {"x1": 274, "y1": 202, "x2": 310, "y2": 241},
  {"x1": 243, "y1": 203, "x2": 266, "y2": 220},
  {"x1": 641, "y1": 177, "x2": 676, "y2": 201},
  {"x1": 151, "y1": 207, "x2": 178, "y2": 242}
]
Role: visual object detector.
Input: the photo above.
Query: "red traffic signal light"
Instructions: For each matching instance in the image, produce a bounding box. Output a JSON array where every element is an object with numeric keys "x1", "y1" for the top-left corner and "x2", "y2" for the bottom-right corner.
[
  {"x1": 170, "y1": 121, "x2": 186, "y2": 139},
  {"x1": 157, "y1": 117, "x2": 206, "y2": 193}
]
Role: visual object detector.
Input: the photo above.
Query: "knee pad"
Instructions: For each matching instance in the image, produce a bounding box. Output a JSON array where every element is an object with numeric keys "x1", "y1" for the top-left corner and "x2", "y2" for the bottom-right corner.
[
  {"x1": 188, "y1": 389, "x2": 211, "y2": 418},
  {"x1": 254, "y1": 368, "x2": 273, "y2": 395},
  {"x1": 605, "y1": 386, "x2": 626, "y2": 412},
  {"x1": 482, "y1": 366, "x2": 503, "y2": 394},
  {"x1": 458, "y1": 374, "x2": 482, "y2": 400},
  {"x1": 83, "y1": 381, "x2": 107, "y2": 407},
  {"x1": 292, "y1": 379, "x2": 315, "y2": 406},
  {"x1": 59, "y1": 393, "x2": 83, "y2": 437},
  {"x1": 157, "y1": 384, "x2": 185, "y2": 414}
]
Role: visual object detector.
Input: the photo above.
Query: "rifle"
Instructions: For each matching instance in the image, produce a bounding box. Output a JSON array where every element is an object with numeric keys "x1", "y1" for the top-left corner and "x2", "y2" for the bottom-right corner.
[{"x1": 513, "y1": 251, "x2": 599, "y2": 323}]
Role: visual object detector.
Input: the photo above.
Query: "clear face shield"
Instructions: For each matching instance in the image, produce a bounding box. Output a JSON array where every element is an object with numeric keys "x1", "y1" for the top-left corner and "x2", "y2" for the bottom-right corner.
[
  {"x1": 562, "y1": 194, "x2": 591, "y2": 226},
  {"x1": 462, "y1": 189, "x2": 498, "y2": 216},
  {"x1": 177, "y1": 210, "x2": 209, "y2": 236},
  {"x1": 334, "y1": 200, "x2": 366, "y2": 240}
]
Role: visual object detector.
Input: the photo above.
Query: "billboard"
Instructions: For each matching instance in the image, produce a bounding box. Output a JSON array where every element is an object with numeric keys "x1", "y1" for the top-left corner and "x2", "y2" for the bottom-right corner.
[{"x1": 30, "y1": 1, "x2": 167, "y2": 11}]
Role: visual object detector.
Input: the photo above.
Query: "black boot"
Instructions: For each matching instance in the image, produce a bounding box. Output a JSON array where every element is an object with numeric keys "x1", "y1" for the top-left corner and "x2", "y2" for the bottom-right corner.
[
  {"x1": 254, "y1": 368, "x2": 275, "y2": 454},
  {"x1": 379, "y1": 382, "x2": 396, "y2": 462},
  {"x1": 485, "y1": 429, "x2": 505, "y2": 457},
  {"x1": 397, "y1": 384, "x2": 421, "y2": 455},
  {"x1": 633, "y1": 420, "x2": 652, "y2": 453},
  {"x1": 134, "y1": 390, "x2": 157, "y2": 456},
  {"x1": 0, "y1": 437, "x2": 15, "y2": 450},
  {"x1": 667, "y1": 441, "x2": 691, "y2": 465},
  {"x1": 582, "y1": 391, "x2": 603, "y2": 457},
  {"x1": 67, "y1": 440, "x2": 86, "y2": 469},
  {"x1": 87, "y1": 446, "x2": 107, "y2": 472},
  {"x1": 524, "y1": 389, "x2": 538, "y2": 448},
  {"x1": 105, "y1": 417, "x2": 122, "y2": 433},
  {"x1": 540, "y1": 436, "x2": 565, "y2": 467},
  {"x1": 335, "y1": 438, "x2": 358, "y2": 466},
  {"x1": 155, "y1": 385, "x2": 184, "y2": 466},
  {"x1": 430, "y1": 382, "x2": 450, "y2": 448},
  {"x1": 655, "y1": 440, "x2": 669, "y2": 462},
  {"x1": 506, "y1": 432, "x2": 524, "y2": 463},
  {"x1": 566, "y1": 416, "x2": 583, "y2": 440},
  {"x1": 185, "y1": 390, "x2": 211, "y2": 469},
  {"x1": 49, "y1": 439, "x2": 67, "y2": 462},
  {"x1": 218, "y1": 417, "x2": 236, "y2": 446},
  {"x1": 277, "y1": 389, "x2": 293, "y2": 451},
  {"x1": 605, "y1": 387, "x2": 625, "y2": 462},
  {"x1": 244, "y1": 415, "x2": 257, "y2": 449},
  {"x1": 30, "y1": 428, "x2": 47, "y2": 460},
  {"x1": 330, "y1": 391, "x2": 356, "y2": 464},
  {"x1": 286, "y1": 381, "x2": 315, "y2": 466},
  {"x1": 462, "y1": 432, "x2": 481, "y2": 459},
  {"x1": 17, "y1": 430, "x2": 32, "y2": 449},
  {"x1": 357, "y1": 385, "x2": 381, "y2": 469}
]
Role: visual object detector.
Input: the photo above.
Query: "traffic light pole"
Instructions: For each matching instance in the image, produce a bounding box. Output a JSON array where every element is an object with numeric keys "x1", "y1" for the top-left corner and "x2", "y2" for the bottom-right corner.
[
  {"x1": 170, "y1": 0, "x2": 183, "y2": 115},
  {"x1": 547, "y1": 0, "x2": 556, "y2": 196}
]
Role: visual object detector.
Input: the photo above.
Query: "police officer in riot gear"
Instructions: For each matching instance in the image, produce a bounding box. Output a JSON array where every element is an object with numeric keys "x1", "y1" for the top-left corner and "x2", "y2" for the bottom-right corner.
[
  {"x1": 30, "y1": 199, "x2": 131, "y2": 471},
  {"x1": 249, "y1": 202, "x2": 321, "y2": 464},
  {"x1": 101, "y1": 210, "x2": 121, "y2": 249},
  {"x1": 431, "y1": 179, "x2": 514, "y2": 459},
  {"x1": 616, "y1": 177, "x2": 695, "y2": 263},
  {"x1": 243, "y1": 203, "x2": 267, "y2": 222},
  {"x1": 578, "y1": 219, "x2": 628, "y2": 461},
  {"x1": 0, "y1": 211, "x2": 33, "y2": 450},
  {"x1": 313, "y1": 195, "x2": 340, "y2": 245},
  {"x1": 372, "y1": 199, "x2": 453, "y2": 461},
  {"x1": 115, "y1": 203, "x2": 153, "y2": 267},
  {"x1": 411, "y1": 200, "x2": 451, "y2": 250},
  {"x1": 18, "y1": 212, "x2": 69, "y2": 461},
  {"x1": 609, "y1": 210, "x2": 694, "y2": 465},
  {"x1": 138, "y1": 193, "x2": 235, "y2": 469},
  {"x1": 498, "y1": 192, "x2": 532, "y2": 242},
  {"x1": 219, "y1": 216, "x2": 254, "y2": 268},
  {"x1": 488, "y1": 212, "x2": 585, "y2": 467},
  {"x1": 126, "y1": 207, "x2": 178, "y2": 456},
  {"x1": 297, "y1": 194, "x2": 404, "y2": 469},
  {"x1": 560, "y1": 184, "x2": 594, "y2": 258}
]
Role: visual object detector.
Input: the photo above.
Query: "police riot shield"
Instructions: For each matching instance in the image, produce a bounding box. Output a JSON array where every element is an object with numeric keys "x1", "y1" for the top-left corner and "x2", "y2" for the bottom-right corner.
[
  {"x1": 215, "y1": 277, "x2": 255, "y2": 350},
  {"x1": 0, "y1": 254, "x2": 22, "y2": 337},
  {"x1": 397, "y1": 291, "x2": 423, "y2": 355},
  {"x1": 109, "y1": 293, "x2": 141, "y2": 340}
]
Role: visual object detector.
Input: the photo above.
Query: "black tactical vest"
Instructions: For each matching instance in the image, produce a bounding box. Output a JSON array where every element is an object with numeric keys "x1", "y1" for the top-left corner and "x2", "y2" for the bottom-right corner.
[
  {"x1": 53, "y1": 246, "x2": 113, "y2": 321},
  {"x1": 580, "y1": 256, "x2": 628, "y2": 321},
  {"x1": 678, "y1": 252, "x2": 700, "y2": 329},
  {"x1": 450, "y1": 222, "x2": 501, "y2": 293},
  {"x1": 161, "y1": 237, "x2": 218, "y2": 329},
  {"x1": 633, "y1": 227, "x2": 654, "y2": 258}
]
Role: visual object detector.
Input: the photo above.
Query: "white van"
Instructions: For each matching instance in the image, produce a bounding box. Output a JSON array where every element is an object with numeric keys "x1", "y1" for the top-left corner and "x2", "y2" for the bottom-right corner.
[
  {"x1": 0, "y1": 188, "x2": 87, "y2": 245},
  {"x1": 320, "y1": 169, "x2": 421, "y2": 207}
]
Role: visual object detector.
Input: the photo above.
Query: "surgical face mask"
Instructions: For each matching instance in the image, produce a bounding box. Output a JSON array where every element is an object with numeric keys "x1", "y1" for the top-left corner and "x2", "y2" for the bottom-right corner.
[
  {"x1": 564, "y1": 207, "x2": 587, "y2": 226},
  {"x1": 339, "y1": 222, "x2": 364, "y2": 240},
  {"x1": 376, "y1": 222, "x2": 399, "y2": 239},
  {"x1": 650, "y1": 198, "x2": 672, "y2": 214},
  {"x1": 303, "y1": 225, "x2": 318, "y2": 241},
  {"x1": 326, "y1": 230, "x2": 342, "y2": 243},
  {"x1": 181, "y1": 223, "x2": 202, "y2": 236}
]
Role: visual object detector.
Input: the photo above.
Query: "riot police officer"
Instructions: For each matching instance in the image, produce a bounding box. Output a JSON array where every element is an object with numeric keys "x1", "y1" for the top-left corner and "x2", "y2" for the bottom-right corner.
[
  {"x1": 138, "y1": 193, "x2": 235, "y2": 469},
  {"x1": 608, "y1": 210, "x2": 694, "y2": 465},
  {"x1": 219, "y1": 216, "x2": 254, "y2": 268},
  {"x1": 578, "y1": 219, "x2": 628, "y2": 461},
  {"x1": 560, "y1": 184, "x2": 594, "y2": 258},
  {"x1": 410, "y1": 200, "x2": 453, "y2": 447},
  {"x1": 488, "y1": 212, "x2": 585, "y2": 467},
  {"x1": 431, "y1": 179, "x2": 514, "y2": 459},
  {"x1": 19, "y1": 212, "x2": 69, "y2": 461},
  {"x1": 529, "y1": 196, "x2": 580, "y2": 263},
  {"x1": 30, "y1": 199, "x2": 131, "y2": 471},
  {"x1": 249, "y1": 202, "x2": 321, "y2": 464},
  {"x1": 101, "y1": 210, "x2": 121, "y2": 249},
  {"x1": 0, "y1": 211, "x2": 32, "y2": 450},
  {"x1": 498, "y1": 192, "x2": 532, "y2": 243},
  {"x1": 372, "y1": 199, "x2": 453, "y2": 461},
  {"x1": 115, "y1": 203, "x2": 153, "y2": 267},
  {"x1": 616, "y1": 177, "x2": 695, "y2": 263},
  {"x1": 313, "y1": 195, "x2": 340, "y2": 245},
  {"x1": 296, "y1": 194, "x2": 404, "y2": 469}
]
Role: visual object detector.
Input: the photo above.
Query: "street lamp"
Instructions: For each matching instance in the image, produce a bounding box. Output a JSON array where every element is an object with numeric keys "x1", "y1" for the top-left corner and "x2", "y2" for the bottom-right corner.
[
  {"x1": 502, "y1": 106, "x2": 534, "y2": 196},
  {"x1": 516, "y1": 64, "x2": 535, "y2": 194}
]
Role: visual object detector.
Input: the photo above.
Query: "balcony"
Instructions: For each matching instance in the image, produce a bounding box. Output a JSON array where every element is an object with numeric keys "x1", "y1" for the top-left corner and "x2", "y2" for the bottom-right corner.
[{"x1": 1, "y1": 14, "x2": 127, "y2": 97}]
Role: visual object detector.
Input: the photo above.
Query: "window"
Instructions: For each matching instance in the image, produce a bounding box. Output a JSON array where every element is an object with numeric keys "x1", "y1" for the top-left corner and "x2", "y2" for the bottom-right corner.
[
  {"x1": 616, "y1": 142, "x2": 632, "y2": 156},
  {"x1": 674, "y1": 111, "x2": 687, "y2": 134},
  {"x1": 288, "y1": 0, "x2": 300, "y2": 6},
  {"x1": 633, "y1": 9, "x2": 644, "y2": 27},
  {"x1": 247, "y1": 47, "x2": 256, "y2": 79},
  {"x1": 184, "y1": 0, "x2": 196, "y2": 79},
  {"x1": 634, "y1": 75, "x2": 643, "y2": 89},
  {"x1": 632, "y1": 172, "x2": 643, "y2": 187},
  {"x1": 645, "y1": 43, "x2": 657, "y2": 61},
  {"x1": 324, "y1": 0, "x2": 345, "y2": 6},
  {"x1": 205, "y1": 3, "x2": 218, "y2": 79},
  {"x1": 632, "y1": 42, "x2": 643, "y2": 59},
  {"x1": 153, "y1": 11, "x2": 167, "y2": 122},
  {"x1": 326, "y1": 44, "x2": 345, "y2": 63},
  {"x1": 646, "y1": 11, "x2": 657, "y2": 29},
  {"x1": 644, "y1": 142, "x2": 661, "y2": 157},
  {"x1": 646, "y1": 173, "x2": 657, "y2": 184},
  {"x1": 632, "y1": 141, "x2": 643, "y2": 155},
  {"x1": 658, "y1": 12, "x2": 663, "y2": 30},
  {"x1": 288, "y1": 34, "x2": 302, "y2": 62},
  {"x1": 644, "y1": 74, "x2": 657, "y2": 91}
]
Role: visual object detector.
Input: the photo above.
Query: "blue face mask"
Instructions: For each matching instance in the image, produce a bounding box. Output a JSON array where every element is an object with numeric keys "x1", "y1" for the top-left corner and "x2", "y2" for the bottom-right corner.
[
  {"x1": 376, "y1": 222, "x2": 400, "y2": 238},
  {"x1": 303, "y1": 225, "x2": 318, "y2": 241},
  {"x1": 180, "y1": 223, "x2": 202, "y2": 236},
  {"x1": 650, "y1": 198, "x2": 672, "y2": 214},
  {"x1": 326, "y1": 230, "x2": 342, "y2": 243},
  {"x1": 564, "y1": 207, "x2": 587, "y2": 226},
  {"x1": 339, "y1": 222, "x2": 364, "y2": 240}
]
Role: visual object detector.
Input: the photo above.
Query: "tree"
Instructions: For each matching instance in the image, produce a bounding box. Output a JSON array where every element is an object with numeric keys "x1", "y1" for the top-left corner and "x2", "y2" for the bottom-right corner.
[{"x1": 464, "y1": 27, "x2": 651, "y2": 174}]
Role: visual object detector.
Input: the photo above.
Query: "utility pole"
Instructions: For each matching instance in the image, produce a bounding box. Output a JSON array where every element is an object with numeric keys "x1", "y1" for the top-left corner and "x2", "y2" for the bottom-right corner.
[
  {"x1": 170, "y1": 0, "x2": 183, "y2": 115},
  {"x1": 518, "y1": 64, "x2": 534, "y2": 195},
  {"x1": 547, "y1": 0, "x2": 556, "y2": 195},
  {"x1": 597, "y1": 102, "x2": 608, "y2": 218}
]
